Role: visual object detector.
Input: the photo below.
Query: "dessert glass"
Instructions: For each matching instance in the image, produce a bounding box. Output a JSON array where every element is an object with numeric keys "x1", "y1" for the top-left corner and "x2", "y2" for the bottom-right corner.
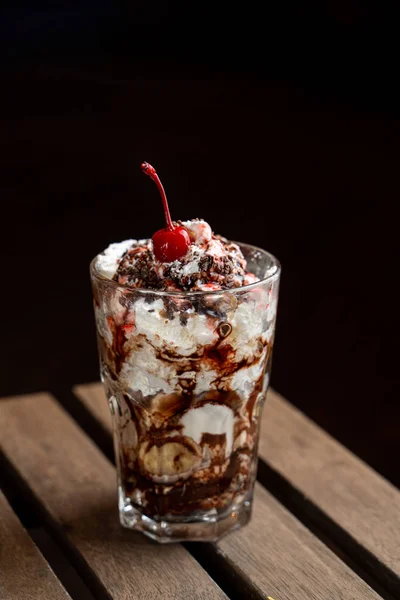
[{"x1": 90, "y1": 242, "x2": 280, "y2": 542}]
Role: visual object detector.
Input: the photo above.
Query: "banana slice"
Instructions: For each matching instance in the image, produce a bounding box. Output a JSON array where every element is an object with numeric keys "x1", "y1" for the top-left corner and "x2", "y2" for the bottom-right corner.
[
  {"x1": 139, "y1": 436, "x2": 202, "y2": 483},
  {"x1": 120, "y1": 417, "x2": 138, "y2": 467}
]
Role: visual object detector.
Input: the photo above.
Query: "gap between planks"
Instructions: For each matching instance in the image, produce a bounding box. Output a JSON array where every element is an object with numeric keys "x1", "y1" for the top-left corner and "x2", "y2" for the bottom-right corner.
[{"x1": 0, "y1": 489, "x2": 71, "y2": 600}]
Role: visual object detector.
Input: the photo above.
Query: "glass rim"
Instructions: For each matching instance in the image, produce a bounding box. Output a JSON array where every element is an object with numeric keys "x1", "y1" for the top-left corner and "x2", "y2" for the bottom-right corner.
[{"x1": 90, "y1": 240, "x2": 281, "y2": 298}]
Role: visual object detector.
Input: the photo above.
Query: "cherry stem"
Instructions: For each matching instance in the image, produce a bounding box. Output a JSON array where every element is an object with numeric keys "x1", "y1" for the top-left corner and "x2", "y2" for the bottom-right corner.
[{"x1": 141, "y1": 162, "x2": 174, "y2": 231}]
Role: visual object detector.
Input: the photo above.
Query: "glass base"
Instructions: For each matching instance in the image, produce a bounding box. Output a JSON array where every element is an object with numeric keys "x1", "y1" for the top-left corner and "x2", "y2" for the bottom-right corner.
[{"x1": 118, "y1": 488, "x2": 253, "y2": 543}]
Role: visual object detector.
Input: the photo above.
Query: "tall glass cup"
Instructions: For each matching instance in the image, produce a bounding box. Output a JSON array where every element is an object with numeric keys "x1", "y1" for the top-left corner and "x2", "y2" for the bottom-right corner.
[{"x1": 90, "y1": 242, "x2": 280, "y2": 542}]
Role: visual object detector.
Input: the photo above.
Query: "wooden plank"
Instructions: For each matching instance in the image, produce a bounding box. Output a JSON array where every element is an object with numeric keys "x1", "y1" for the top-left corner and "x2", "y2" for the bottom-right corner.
[
  {"x1": 0, "y1": 394, "x2": 227, "y2": 600},
  {"x1": 260, "y1": 389, "x2": 400, "y2": 592},
  {"x1": 73, "y1": 382, "x2": 383, "y2": 600},
  {"x1": 73, "y1": 382, "x2": 111, "y2": 432},
  {"x1": 0, "y1": 490, "x2": 70, "y2": 600},
  {"x1": 217, "y1": 483, "x2": 379, "y2": 600}
]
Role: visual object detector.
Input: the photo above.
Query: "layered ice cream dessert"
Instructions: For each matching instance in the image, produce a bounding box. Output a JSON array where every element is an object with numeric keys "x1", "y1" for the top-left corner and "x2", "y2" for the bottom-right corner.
[{"x1": 91, "y1": 162, "x2": 280, "y2": 540}]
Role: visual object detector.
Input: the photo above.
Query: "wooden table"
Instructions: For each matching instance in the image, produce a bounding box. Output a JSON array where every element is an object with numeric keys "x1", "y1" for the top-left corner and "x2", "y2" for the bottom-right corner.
[{"x1": 1, "y1": 385, "x2": 399, "y2": 600}]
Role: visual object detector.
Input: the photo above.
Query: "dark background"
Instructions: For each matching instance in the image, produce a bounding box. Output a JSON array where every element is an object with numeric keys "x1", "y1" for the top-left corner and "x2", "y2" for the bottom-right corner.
[{"x1": 1, "y1": 2, "x2": 399, "y2": 485}]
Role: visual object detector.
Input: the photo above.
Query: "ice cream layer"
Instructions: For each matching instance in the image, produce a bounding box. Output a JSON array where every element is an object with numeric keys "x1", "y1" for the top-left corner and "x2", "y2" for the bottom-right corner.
[
  {"x1": 96, "y1": 288, "x2": 274, "y2": 400},
  {"x1": 180, "y1": 404, "x2": 234, "y2": 457}
]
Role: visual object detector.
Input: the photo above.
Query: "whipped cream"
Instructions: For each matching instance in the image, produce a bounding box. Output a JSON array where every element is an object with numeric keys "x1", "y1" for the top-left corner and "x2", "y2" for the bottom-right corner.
[
  {"x1": 99, "y1": 291, "x2": 275, "y2": 401},
  {"x1": 95, "y1": 219, "x2": 253, "y2": 292},
  {"x1": 96, "y1": 239, "x2": 140, "y2": 279},
  {"x1": 134, "y1": 298, "x2": 218, "y2": 355},
  {"x1": 181, "y1": 219, "x2": 212, "y2": 245}
]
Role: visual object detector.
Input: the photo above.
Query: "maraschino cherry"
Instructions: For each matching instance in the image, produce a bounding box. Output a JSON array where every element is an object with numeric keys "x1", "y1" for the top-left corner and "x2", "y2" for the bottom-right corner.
[{"x1": 141, "y1": 162, "x2": 191, "y2": 262}]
